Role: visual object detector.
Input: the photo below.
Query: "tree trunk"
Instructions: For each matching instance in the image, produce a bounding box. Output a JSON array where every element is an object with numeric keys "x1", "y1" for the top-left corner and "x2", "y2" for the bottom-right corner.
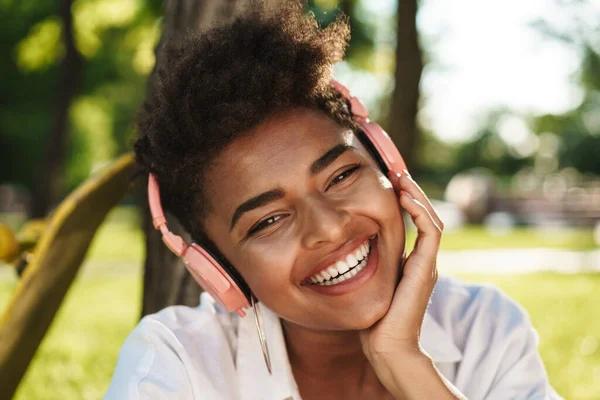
[
  {"x1": 140, "y1": 0, "x2": 281, "y2": 317},
  {"x1": 31, "y1": 0, "x2": 82, "y2": 218},
  {"x1": 387, "y1": 0, "x2": 423, "y2": 174}
]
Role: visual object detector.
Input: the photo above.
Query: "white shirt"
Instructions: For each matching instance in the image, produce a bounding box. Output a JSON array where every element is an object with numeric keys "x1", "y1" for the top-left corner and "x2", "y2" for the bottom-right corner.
[{"x1": 104, "y1": 276, "x2": 562, "y2": 399}]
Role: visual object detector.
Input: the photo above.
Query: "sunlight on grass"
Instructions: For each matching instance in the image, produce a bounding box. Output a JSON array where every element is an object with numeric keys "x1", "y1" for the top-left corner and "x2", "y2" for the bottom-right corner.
[
  {"x1": 1, "y1": 275, "x2": 141, "y2": 400},
  {"x1": 408, "y1": 226, "x2": 598, "y2": 251},
  {"x1": 86, "y1": 207, "x2": 144, "y2": 262}
]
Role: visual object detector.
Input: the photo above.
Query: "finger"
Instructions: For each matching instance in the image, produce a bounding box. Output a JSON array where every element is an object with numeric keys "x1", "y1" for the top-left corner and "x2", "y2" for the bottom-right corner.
[
  {"x1": 387, "y1": 171, "x2": 442, "y2": 230},
  {"x1": 384, "y1": 194, "x2": 440, "y2": 330},
  {"x1": 399, "y1": 192, "x2": 441, "y2": 282},
  {"x1": 391, "y1": 193, "x2": 440, "y2": 321},
  {"x1": 395, "y1": 172, "x2": 444, "y2": 231}
]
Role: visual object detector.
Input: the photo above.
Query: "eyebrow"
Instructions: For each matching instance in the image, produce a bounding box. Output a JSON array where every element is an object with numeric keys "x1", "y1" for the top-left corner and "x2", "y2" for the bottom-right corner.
[
  {"x1": 230, "y1": 143, "x2": 355, "y2": 231},
  {"x1": 310, "y1": 143, "x2": 354, "y2": 174}
]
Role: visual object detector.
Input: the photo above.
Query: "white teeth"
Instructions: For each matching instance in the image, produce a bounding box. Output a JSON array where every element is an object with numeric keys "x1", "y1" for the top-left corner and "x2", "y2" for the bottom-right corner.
[
  {"x1": 327, "y1": 266, "x2": 339, "y2": 278},
  {"x1": 336, "y1": 260, "x2": 350, "y2": 274},
  {"x1": 345, "y1": 253, "x2": 358, "y2": 267},
  {"x1": 308, "y1": 238, "x2": 373, "y2": 286},
  {"x1": 355, "y1": 247, "x2": 364, "y2": 261}
]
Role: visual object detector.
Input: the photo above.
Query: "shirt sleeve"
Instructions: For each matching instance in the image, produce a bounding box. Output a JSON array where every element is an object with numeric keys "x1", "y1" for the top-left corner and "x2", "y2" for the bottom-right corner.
[
  {"x1": 103, "y1": 318, "x2": 194, "y2": 399},
  {"x1": 452, "y1": 284, "x2": 563, "y2": 400}
]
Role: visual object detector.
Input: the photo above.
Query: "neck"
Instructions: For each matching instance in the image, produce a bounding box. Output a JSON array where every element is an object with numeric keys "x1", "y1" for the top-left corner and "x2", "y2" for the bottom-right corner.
[{"x1": 281, "y1": 320, "x2": 383, "y2": 393}]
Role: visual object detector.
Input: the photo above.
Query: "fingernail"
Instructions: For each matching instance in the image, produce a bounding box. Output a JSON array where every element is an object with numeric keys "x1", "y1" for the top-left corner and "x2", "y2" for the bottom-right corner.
[{"x1": 389, "y1": 172, "x2": 401, "y2": 185}]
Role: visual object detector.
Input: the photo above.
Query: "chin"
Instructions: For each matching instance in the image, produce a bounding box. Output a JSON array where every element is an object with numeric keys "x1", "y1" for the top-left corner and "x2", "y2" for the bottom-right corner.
[{"x1": 339, "y1": 292, "x2": 394, "y2": 331}]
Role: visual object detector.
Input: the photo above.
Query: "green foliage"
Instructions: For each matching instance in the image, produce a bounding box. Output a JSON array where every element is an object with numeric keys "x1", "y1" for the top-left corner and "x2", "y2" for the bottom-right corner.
[
  {"x1": 1, "y1": 0, "x2": 383, "y2": 201},
  {"x1": 0, "y1": 0, "x2": 161, "y2": 197},
  {"x1": 418, "y1": 122, "x2": 534, "y2": 186},
  {"x1": 531, "y1": 47, "x2": 600, "y2": 175},
  {"x1": 0, "y1": 1, "x2": 59, "y2": 189},
  {"x1": 529, "y1": 19, "x2": 600, "y2": 175}
]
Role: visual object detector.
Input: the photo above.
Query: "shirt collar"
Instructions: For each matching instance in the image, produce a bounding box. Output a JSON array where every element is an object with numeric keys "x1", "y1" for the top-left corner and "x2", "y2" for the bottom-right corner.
[
  {"x1": 420, "y1": 312, "x2": 463, "y2": 363},
  {"x1": 235, "y1": 305, "x2": 462, "y2": 400}
]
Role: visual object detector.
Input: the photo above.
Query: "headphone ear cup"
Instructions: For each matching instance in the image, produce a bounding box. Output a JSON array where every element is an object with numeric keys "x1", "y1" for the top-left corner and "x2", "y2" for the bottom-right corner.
[
  {"x1": 148, "y1": 173, "x2": 250, "y2": 316},
  {"x1": 182, "y1": 244, "x2": 250, "y2": 316},
  {"x1": 358, "y1": 120, "x2": 407, "y2": 175}
]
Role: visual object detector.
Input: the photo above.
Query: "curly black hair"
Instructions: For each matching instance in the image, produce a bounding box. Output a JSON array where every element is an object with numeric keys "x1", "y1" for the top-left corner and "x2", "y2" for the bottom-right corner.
[{"x1": 135, "y1": 1, "x2": 358, "y2": 242}]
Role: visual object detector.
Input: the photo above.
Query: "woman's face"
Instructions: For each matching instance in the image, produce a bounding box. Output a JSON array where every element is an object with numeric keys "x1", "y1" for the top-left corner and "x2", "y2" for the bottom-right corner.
[{"x1": 203, "y1": 107, "x2": 405, "y2": 331}]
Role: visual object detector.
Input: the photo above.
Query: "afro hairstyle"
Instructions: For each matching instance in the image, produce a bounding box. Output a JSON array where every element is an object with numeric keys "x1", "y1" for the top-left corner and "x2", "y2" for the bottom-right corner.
[{"x1": 134, "y1": 1, "x2": 358, "y2": 243}]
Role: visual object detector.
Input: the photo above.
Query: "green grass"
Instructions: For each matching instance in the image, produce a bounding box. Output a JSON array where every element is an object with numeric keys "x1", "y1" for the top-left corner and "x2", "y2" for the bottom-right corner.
[
  {"x1": 408, "y1": 225, "x2": 598, "y2": 251},
  {"x1": 86, "y1": 207, "x2": 144, "y2": 262},
  {"x1": 1, "y1": 274, "x2": 141, "y2": 400},
  {"x1": 1, "y1": 271, "x2": 598, "y2": 399}
]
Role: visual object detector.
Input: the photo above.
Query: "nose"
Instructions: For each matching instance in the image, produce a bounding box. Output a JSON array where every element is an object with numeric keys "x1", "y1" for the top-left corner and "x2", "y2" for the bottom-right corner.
[{"x1": 299, "y1": 196, "x2": 351, "y2": 249}]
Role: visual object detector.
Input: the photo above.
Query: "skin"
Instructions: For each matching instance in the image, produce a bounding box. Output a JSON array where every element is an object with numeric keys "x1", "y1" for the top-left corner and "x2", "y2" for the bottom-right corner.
[{"x1": 202, "y1": 107, "x2": 464, "y2": 399}]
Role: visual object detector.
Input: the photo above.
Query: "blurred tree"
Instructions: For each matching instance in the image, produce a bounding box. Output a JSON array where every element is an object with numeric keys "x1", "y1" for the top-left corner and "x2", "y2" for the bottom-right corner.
[
  {"x1": 0, "y1": 0, "x2": 163, "y2": 212},
  {"x1": 533, "y1": 46, "x2": 600, "y2": 175},
  {"x1": 30, "y1": 0, "x2": 82, "y2": 218},
  {"x1": 0, "y1": 0, "x2": 59, "y2": 199},
  {"x1": 386, "y1": 0, "x2": 422, "y2": 173},
  {"x1": 530, "y1": 4, "x2": 600, "y2": 175}
]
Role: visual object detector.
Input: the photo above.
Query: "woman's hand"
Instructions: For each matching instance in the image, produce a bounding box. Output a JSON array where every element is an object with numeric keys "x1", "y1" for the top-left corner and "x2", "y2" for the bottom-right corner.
[
  {"x1": 359, "y1": 170, "x2": 443, "y2": 360},
  {"x1": 359, "y1": 171, "x2": 464, "y2": 399}
]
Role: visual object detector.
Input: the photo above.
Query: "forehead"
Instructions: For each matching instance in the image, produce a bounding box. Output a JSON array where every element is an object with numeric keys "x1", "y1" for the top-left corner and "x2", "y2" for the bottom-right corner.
[{"x1": 203, "y1": 108, "x2": 354, "y2": 218}]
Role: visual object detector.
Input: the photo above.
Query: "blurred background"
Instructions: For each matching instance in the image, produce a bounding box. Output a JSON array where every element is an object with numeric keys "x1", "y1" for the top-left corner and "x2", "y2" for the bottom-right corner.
[{"x1": 0, "y1": 0, "x2": 599, "y2": 398}]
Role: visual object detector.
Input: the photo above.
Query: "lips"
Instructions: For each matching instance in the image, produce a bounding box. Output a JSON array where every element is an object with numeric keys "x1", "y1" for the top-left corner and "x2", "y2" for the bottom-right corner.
[
  {"x1": 301, "y1": 234, "x2": 376, "y2": 284},
  {"x1": 304, "y1": 235, "x2": 380, "y2": 295}
]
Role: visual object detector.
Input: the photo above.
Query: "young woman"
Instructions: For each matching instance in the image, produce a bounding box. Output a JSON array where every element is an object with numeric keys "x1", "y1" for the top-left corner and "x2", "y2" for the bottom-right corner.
[{"x1": 105, "y1": 3, "x2": 561, "y2": 399}]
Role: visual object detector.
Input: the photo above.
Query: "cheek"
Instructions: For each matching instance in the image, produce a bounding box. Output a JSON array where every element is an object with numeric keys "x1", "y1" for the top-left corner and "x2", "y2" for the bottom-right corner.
[
  {"x1": 230, "y1": 242, "x2": 297, "y2": 300},
  {"x1": 353, "y1": 168, "x2": 401, "y2": 220},
  {"x1": 356, "y1": 169, "x2": 406, "y2": 260}
]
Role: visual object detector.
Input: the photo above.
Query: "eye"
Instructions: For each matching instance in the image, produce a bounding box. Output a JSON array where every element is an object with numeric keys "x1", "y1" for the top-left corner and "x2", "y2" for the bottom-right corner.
[
  {"x1": 327, "y1": 164, "x2": 362, "y2": 190},
  {"x1": 248, "y1": 214, "x2": 284, "y2": 236}
]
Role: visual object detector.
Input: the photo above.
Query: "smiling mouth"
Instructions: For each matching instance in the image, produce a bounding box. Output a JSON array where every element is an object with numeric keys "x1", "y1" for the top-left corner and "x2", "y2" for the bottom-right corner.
[{"x1": 304, "y1": 238, "x2": 373, "y2": 286}]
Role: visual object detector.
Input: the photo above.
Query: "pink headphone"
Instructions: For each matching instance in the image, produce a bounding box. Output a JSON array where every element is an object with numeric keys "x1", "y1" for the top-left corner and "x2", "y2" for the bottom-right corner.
[{"x1": 147, "y1": 80, "x2": 407, "y2": 317}]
